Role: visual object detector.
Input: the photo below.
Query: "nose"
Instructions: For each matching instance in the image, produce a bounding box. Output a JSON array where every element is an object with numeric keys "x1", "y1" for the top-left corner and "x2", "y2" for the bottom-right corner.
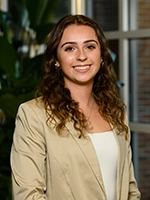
[{"x1": 76, "y1": 48, "x2": 87, "y2": 61}]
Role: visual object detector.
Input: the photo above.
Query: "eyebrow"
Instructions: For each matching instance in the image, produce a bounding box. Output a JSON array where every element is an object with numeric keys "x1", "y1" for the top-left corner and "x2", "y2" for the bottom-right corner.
[{"x1": 61, "y1": 39, "x2": 98, "y2": 48}]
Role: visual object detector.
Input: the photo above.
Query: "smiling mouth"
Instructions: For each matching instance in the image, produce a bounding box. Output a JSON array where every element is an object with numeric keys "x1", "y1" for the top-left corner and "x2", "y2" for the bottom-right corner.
[{"x1": 73, "y1": 65, "x2": 90, "y2": 70}]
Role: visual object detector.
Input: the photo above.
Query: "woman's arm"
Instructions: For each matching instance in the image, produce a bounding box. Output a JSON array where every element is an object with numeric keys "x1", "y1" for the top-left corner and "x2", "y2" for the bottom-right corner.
[
  {"x1": 123, "y1": 112, "x2": 141, "y2": 199},
  {"x1": 10, "y1": 102, "x2": 46, "y2": 200},
  {"x1": 128, "y1": 144, "x2": 141, "y2": 200}
]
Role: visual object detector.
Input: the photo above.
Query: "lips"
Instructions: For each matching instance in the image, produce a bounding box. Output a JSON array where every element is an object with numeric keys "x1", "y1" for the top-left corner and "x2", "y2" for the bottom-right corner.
[{"x1": 73, "y1": 65, "x2": 90, "y2": 70}]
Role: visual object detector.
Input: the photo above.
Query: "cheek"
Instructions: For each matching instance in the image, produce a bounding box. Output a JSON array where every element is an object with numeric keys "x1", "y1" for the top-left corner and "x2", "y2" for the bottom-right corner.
[
  {"x1": 93, "y1": 53, "x2": 101, "y2": 64},
  {"x1": 91, "y1": 49, "x2": 101, "y2": 60},
  {"x1": 58, "y1": 54, "x2": 74, "y2": 66}
]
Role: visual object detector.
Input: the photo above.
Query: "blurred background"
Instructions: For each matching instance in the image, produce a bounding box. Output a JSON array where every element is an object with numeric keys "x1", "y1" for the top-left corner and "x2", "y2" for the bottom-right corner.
[{"x1": 0, "y1": 0, "x2": 150, "y2": 199}]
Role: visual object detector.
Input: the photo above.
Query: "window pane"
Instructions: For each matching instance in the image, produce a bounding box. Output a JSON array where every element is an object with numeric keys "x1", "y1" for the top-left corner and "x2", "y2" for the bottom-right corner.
[
  {"x1": 130, "y1": 0, "x2": 150, "y2": 30},
  {"x1": 108, "y1": 40, "x2": 124, "y2": 91},
  {"x1": 92, "y1": 0, "x2": 118, "y2": 31},
  {"x1": 109, "y1": 40, "x2": 119, "y2": 77},
  {"x1": 54, "y1": 0, "x2": 71, "y2": 22},
  {"x1": 129, "y1": 39, "x2": 150, "y2": 123}
]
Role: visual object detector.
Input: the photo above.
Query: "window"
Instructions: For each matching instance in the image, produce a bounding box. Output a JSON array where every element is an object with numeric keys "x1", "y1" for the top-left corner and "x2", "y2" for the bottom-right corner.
[{"x1": 86, "y1": 0, "x2": 150, "y2": 198}]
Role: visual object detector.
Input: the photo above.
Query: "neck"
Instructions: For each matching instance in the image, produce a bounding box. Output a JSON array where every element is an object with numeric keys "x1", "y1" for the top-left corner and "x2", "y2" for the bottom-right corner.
[
  {"x1": 65, "y1": 83, "x2": 95, "y2": 131},
  {"x1": 64, "y1": 77, "x2": 95, "y2": 105},
  {"x1": 72, "y1": 88, "x2": 94, "y2": 108}
]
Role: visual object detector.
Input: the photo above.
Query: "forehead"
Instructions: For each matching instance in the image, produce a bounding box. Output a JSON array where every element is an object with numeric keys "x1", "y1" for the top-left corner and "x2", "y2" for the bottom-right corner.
[{"x1": 60, "y1": 25, "x2": 98, "y2": 42}]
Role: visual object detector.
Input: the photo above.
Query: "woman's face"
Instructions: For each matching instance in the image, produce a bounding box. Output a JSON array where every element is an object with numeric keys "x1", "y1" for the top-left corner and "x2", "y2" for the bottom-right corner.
[{"x1": 56, "y1": 25, "x2": 102, "y2": 88}]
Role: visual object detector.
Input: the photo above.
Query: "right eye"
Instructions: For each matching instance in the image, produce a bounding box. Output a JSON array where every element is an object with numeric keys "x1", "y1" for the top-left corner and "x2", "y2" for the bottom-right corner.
[{"x1": 65, "y1": 46, "x2": 75, "y2": 52}]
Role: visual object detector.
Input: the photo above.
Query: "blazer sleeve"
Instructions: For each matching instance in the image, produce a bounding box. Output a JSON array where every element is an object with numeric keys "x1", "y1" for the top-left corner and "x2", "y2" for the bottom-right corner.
[
  {"x1": 10, "y1": 103, "x2": 46, "y2": 200},
  {"x1": 128, "y1": 144, "x2": 141, "y2": 200},
  {"x1": 125, "y1": 113, "x2": 141, "y2": 199}
]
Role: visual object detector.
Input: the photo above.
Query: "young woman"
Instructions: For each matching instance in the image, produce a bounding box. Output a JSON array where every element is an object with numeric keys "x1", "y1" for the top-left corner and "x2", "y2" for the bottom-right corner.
[{"x1": 10, "y1": 14, "x2": 141, "y2": 200}]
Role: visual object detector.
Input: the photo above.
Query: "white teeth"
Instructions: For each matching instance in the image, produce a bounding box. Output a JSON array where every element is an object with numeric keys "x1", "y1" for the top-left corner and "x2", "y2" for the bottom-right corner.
[{"x1": 74, "y1": 66, "x2": 90, "y2": 70}]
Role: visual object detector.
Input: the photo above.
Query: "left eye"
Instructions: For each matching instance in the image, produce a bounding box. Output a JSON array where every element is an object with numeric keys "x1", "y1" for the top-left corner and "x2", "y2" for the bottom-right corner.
[
  {"x1": 86, "y1": 45, "x2": 95, "y2": 50},
  {"x1": 65, "y1": 46, "x2": 74, "y2": 51}
]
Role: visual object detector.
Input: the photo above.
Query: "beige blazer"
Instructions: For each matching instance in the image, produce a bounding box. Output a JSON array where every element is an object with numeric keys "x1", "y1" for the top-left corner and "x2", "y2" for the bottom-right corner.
[{"x1": 10, "y1": 97, "x2": 141, "y2": 200}]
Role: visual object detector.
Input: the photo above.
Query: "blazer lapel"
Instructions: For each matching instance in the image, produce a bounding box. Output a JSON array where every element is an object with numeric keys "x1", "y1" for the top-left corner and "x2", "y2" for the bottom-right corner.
[
  {"x1": 65, "y1": 121, "x2": 106, "y2": 194},
  {"x1": 65, "y1": 120, "x2": 127, "y2": 199}
]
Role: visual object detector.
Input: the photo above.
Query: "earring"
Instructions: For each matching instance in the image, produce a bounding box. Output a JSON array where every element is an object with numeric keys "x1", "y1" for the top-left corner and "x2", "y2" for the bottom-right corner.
[
  {"x1": 101, "y1": 58, "x2": 104, "y2": 67},
  {"x1": 55, "y1": 63, "x2": 61, "y2": 71},
  {"x1": 55, "y1": 63, "x2": 60, "y2": 68}
]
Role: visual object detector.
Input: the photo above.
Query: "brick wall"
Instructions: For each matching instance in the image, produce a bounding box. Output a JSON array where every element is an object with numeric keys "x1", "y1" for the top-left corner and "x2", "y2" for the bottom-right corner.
[{"x1": 137, "y1": 1, "x2": 150, "y2": 199}]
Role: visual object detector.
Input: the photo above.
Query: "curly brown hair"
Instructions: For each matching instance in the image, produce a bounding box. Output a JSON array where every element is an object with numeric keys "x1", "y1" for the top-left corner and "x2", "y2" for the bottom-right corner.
[{"x1": 38, "y1": 14, "x2": 128, "y2": 139}]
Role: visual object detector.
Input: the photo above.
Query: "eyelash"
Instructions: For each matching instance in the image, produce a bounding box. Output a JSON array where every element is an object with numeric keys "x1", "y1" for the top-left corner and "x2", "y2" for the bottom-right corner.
[
  {"x1": 65, "y1": 47, "x2": 74, "y2": 51},
  {"x1": 86, "y1": 45, "x2": 95, "y2": 49},
  {"x1": 64, "y1": 44, "x2": 96, "y2": 52}
]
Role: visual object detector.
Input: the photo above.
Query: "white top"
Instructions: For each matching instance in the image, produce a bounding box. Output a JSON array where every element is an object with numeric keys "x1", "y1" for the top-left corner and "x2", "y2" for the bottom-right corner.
[{"x1": 89, "y1": 131, "x2": 118, "y2": 200}]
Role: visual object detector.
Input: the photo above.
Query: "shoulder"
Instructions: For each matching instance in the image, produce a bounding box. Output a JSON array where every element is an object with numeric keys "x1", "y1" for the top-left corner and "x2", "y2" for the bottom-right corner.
[
  {"x1": 18, "y1": 97, "x2": 45, "y2": 114},
  {"x1": 115, "y1": 109, "x2": 131, "y2": 144},
  {"x1": 17, "y1": 96, "x2": 47, "y2": 122},
  {"x1": 20, "y1": 96, "x2": 44, "y2": 109},
  {"x1": 123, "y1": 109, "x2": 131, "y2": 143}
]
